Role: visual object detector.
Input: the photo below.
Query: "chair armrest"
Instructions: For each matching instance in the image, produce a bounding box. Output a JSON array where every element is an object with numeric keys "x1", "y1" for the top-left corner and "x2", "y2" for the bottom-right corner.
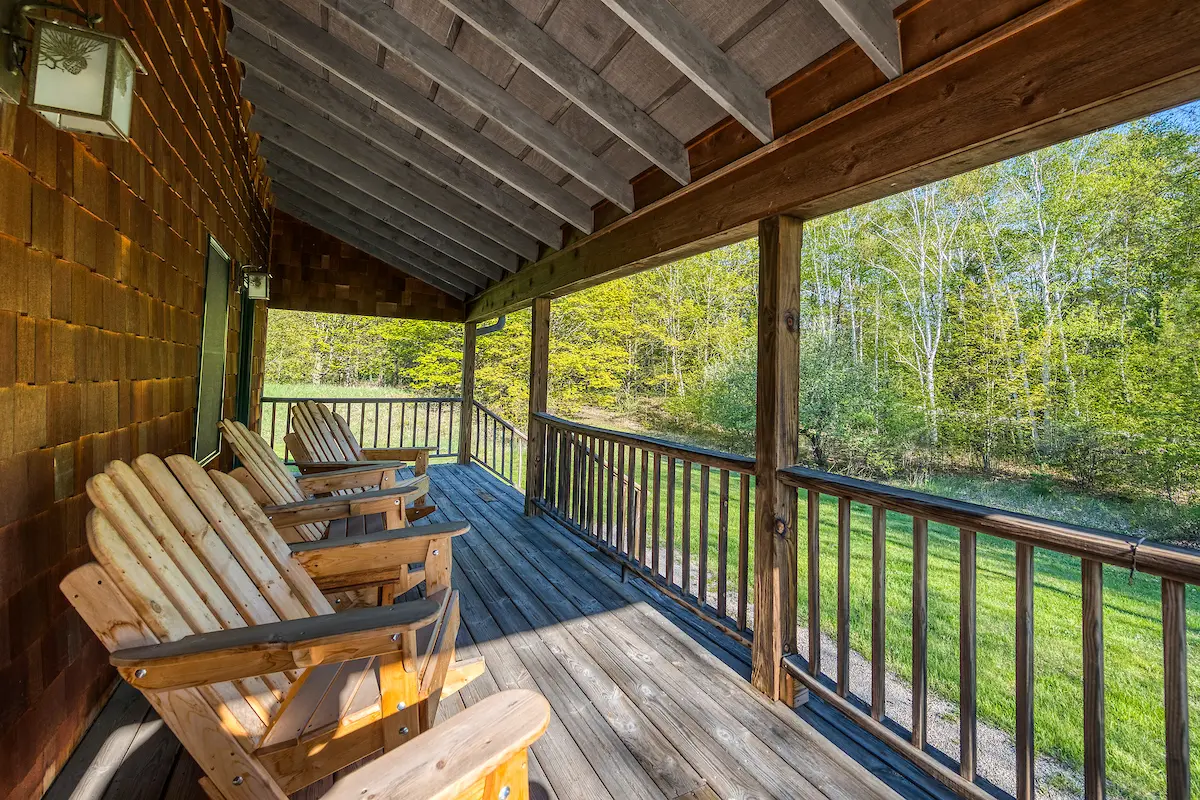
[
  {"x1": 263, "y1": 485, "x2": 419, "y2": 527},
  {"x1": 294, "y1": 459, "x2": 406, "y2": 475},
  {"x1": 296, "y1": 462, "x2": 405, "y2": 494},
  {"x1": 111, "y1": 601, "x2": 441, "y2": 691},
  {"x1": 323, "y1": 690, "x2": 551, "y2": 800},
  {"x1": 290, "y1": 522, "x2": 468, "y2": 591}
]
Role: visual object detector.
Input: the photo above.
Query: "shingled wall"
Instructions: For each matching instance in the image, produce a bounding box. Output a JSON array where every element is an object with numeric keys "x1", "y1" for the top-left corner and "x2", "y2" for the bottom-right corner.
[
  {"x1": 0, "y1": 1, "x2": 272, "y2": 796},
  {"x1": 268, "y1": 209, "x2": 467, "y2": 322}
]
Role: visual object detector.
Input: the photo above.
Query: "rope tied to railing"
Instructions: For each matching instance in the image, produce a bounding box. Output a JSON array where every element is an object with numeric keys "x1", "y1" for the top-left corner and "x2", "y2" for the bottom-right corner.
[{"x1": 1128, "y1": 535, "x2": 1148, "y2": 584}]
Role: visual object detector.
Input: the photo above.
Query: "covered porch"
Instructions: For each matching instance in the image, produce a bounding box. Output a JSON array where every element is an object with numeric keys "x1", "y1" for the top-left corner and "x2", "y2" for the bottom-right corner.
[
  {"x1": 47, "y1": 463, "x2": 935, "y2": 800},
  {"x1": 1, "y1": 0, "x2": 1198, "y2": 798}
]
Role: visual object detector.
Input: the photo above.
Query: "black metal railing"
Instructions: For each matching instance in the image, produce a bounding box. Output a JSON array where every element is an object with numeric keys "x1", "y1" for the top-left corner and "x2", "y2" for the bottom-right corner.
[
  {"x1": 472, "y1": 401, "x2": 527, "y2": 489},
  {"x1": 261, "y1": 396, "x2": 461, "y2": 463}
]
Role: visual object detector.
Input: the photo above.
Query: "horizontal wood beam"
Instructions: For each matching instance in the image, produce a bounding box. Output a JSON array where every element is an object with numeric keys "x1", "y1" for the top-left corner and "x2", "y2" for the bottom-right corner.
[
  {"x1": 816, "y1": 0, "x2": 903, "y2": 79},
  {"x1": 331, "y1": 0, "x2": 634, "y2": 212},
  {"x1": 262, "y1": 153, "x2": 507, "y2": 284},
  {"x1": 251, "y1": 115, "x2": 520, "y2": 270},
  {"x1": 273, "y1": 194, "x2": 471, "y2": 299},
  {"x1": 230, "y1": 32, "x2": 562, "y2": 248},
  {"x1": 268, "y1": 165, "x2": 503, "y2": 286},
  {"x1": 243, "y1": 76, "x2": 535, "y2": 263},
  {"x1": 468, "y1": 0, "x2": 1200, "y2": 321},
  {"x1": 222, "y1": 0, "x2": 596, "y2": 233},
  {"x1": 436, "y1": 0, "x2": 690, "y2": 186},
  {"x1": 597, "y1": 0, "x2": 772, "y2": 144}
]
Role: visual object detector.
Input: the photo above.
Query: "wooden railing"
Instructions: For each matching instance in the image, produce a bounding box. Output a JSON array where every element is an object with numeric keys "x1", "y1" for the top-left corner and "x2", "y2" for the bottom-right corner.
[
  {"x1": 531, "y1": 413, "x2": 757, "y2": 641},
  {"x1": 471, "y1": 401, "x2": 527, "y2": 488},
  {"x1": 261, "y1": 396, "x2": 461, "y2": 462},
  {"x1": 777, "y1": 466, "x2": 1199, "y2": 800}
]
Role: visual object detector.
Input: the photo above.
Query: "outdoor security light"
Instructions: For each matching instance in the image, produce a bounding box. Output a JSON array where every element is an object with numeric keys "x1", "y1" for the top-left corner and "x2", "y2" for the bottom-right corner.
[
  {"x1": 242, "y1": 266, "x2": 271, "y2": 301},
  {"x1": 3, "y1": 5, "x2": 145, "y2": 140}
]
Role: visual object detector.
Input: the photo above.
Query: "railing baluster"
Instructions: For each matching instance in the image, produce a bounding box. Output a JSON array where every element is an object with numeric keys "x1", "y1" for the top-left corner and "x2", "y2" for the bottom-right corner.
[
  {"x1": 912, "y1": 517, "x2": 928, "y2": 748},
  {"x1": 373, "y1": 401, "x2": 380, "y2": 447},
  {"x1": 269, "y1": 401, "x2": 278, "y2": 449},
  {"x1": 651, "y1": 453, "x2": 661, "y2": 571},
  {"x1": 400, "y1": 402, "x2": 407, "y2": 448},
  {"x1": 808, "y1": 489, "x2": 821, "y2": 676},
  {"x1": 424, "y1": 402, "x2": 432, "y2": 448},
  {"x1": 605, "y1": 439, "x2": 616, "y2": 546},
  {"x1": 386, "y1": 402, "x2": 394, "y2": 447},
  {"x1": 558, "y1": 429, "x2": 570, "y2": 514},
  {"x1": 358, "y1": 400, "x2": 366, "y2": 444},
  {"x1": 586, "y1": 435, "x2": 596, "y2": 537},
  {"x1": 616, "y1": 444, "x2": 627, "y2": 554},
  {"x1": 640, "y1": 450, "x2": 650, "y2": 570},
  {"x1": 1082, "y1": 559, "x2": 1106, "y2": 800},
  {"x1": 545, "y1": 427, "x2": 558, "y2": 511},
  {"x1": 666, "y1": 458, "x2": 677, "y2": 586},
  {"x1": 837, "y1": 497, "x2": 850, "y2": 696},
  {"x1": 960, "y1": 529, "x2": 977, "y2": 780},
  {"x1": 437, "y1": 402, "x2": 444, "y2": 452},
  {"x1": 872, "y1": 505, "x2": 887, "y2": 721},
  {"x1": 629, "y1": 446, "x2": 640, "y2": 564},
  {"x1": 682, "y1": 461, "x2": 693, "y2": 596},
  {"x1": 738, "y1": 473, "x2": 750, "y2": 632},
  {"x1": 699, "y1": 465, "x2": 711, "y2": 607},
  {"x1": 1163, "y1": 578, "x2": 1190, "y2": 800},
  {"x1": 718, "y1": 470, "x2": 730, "y2": 620},
  {"x1": 1015, "y1": 542, "x2": 1035, "y2": 800}
]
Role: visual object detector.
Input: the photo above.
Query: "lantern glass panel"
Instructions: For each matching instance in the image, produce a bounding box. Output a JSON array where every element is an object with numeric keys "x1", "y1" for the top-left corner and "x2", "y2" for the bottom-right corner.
[{"x1": 30, "y1": 23, "x2": 110, "y2": 116}]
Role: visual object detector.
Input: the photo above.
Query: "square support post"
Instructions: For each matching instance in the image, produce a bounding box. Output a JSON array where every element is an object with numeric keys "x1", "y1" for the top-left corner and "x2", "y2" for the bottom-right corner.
[
  {"x1": 458, "y1": 321, "x2": 477, "y2": 465},
  {"x1": 751, "y1": 215, "x2": 803, "y2": 702},
  {"x1": 524, "y1": 297, "x2": 551, "y2": 515}
]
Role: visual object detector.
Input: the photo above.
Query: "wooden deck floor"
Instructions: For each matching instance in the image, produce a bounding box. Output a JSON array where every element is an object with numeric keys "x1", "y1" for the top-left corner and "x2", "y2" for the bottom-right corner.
[{"x1": 46, "y1": 464, "x2": 955, "y2": 800}]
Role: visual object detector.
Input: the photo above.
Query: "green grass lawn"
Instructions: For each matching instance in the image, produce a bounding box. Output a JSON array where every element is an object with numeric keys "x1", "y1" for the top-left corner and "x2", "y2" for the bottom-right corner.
[{"x1": 567, "y1": 458, "x2": 1199, "y2": 799}]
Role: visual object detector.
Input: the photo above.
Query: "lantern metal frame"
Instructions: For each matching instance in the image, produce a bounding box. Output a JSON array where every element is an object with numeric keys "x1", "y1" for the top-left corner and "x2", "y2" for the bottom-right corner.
[{"x1": 242, "y1": 265, "x2": 271, "y2": 301}]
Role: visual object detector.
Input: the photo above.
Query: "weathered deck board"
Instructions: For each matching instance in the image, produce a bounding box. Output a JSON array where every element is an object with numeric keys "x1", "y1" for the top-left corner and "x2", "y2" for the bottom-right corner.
[{"x1": 48, "y1": 464, "x2": 948, "y2": 800}]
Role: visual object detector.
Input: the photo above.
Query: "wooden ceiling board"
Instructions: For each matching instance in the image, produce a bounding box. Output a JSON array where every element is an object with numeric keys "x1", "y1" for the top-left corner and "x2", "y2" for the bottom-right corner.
[
  {"x1": 648, "y1": 81, "x2": 725, "y2": 143},
  {"x1": 563, "y1": 175, "x2": 604, "y2": 207},
  {"x1": 598, "y1": 138, "x2": 653, "y2": 180},
  {"x1": 541, "y1": 0, "x2": 630, "y2": 68},
  {"x1": 450, "y1": 21, "x2": 523, "y2": 87},
  {"x1": 726, "y1": 0, "x2": 849, "y2": 89},
  {"x1": 553, "y1": 103, "x2": 627, "y2": 158},
  {"x1": 278, "y1": 0, "x2": 322, "y2": 26},
  {"x1": 598, "y1": 34, "x2": 683, "y2": 110},
  {"x1": 392, "y1": 0, "x2": 460, "y2": 44},
  {"x1": 664, "y1": 0, "x2": 777, "y2": 43},
  {"x1": 503, "y1": 64, "x2": 581, "y2": 124}
]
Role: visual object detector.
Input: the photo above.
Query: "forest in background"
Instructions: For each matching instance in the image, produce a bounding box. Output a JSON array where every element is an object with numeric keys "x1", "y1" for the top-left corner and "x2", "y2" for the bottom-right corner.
[{"x1": 265, "y1": 109, "x2": 1200, "y2": 541}]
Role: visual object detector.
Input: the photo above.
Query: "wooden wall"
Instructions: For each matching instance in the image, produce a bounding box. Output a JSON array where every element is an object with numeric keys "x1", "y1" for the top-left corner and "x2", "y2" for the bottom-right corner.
[
  {"x1": 0, "y1": 1, "x2": 272, "y2": 797},
  {"x1": 268, "y1": 210, "x2": 466, "y2": 322}
]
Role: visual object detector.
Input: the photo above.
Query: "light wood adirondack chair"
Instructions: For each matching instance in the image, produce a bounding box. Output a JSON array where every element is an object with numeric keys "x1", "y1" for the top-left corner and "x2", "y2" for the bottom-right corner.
[
  {"x1": 287, "y1": 400, "x2": 437, "y2": 522},
  {"x1": 60, "y1": 453, "x2": 522, "y2": 800}
]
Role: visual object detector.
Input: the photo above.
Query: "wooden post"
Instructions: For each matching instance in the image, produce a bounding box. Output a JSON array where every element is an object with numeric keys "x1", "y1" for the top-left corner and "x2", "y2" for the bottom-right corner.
[
  {"x1": 524, "y1": 297, "x2": 551, "y2": 515},
  {"x1": 458, "y1": 321, "x2": 477, "y2": 465},
  {"x1": 750, "y1": 215, "x2": 802, "y2": 702}
]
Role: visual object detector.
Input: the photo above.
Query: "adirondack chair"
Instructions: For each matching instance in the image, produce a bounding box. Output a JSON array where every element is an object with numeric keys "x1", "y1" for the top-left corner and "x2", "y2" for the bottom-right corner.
[
  {"x1": 287, "y1": 400, "x2": 437, "y2": 522},
  {"x1": 59, "y1": 453, "x2": 523, "y2": 800}
]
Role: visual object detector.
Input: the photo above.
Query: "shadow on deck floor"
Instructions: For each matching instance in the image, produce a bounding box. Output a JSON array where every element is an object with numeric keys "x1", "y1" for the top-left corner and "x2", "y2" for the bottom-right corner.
[{"x1": 46, "y1": 464, "x2": 957, "y2": 800}]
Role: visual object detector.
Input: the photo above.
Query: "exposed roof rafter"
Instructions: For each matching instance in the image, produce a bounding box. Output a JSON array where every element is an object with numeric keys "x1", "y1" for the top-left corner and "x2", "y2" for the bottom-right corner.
[
  {"x1": 273, "y1": 192, "x2": 472, "y2": 299},
  {"x1": 815, "y1": 0, "x2": 902, "y2": 79},
  {"x1": 230, "y1": 32, "x2": 563, "y2": 248},
  {"x1": 596, "y1": 0, "x2": 773, "y2": 144},
  {"x1": 331, "y1": 0, "x2": 635, "y2": 212},
  {"x1": 435, "y1": 0, "x2": 691, "y2": 186},
  {"x1": 270, "y1": 165, "x2": 503, "y2": 286},
  {"x1": 223, "y1": 0, "x2": 597, "y2": 233},
  {"x1": 252, "y1": 115, "x2": 520, "y2": 270},
  {"x1": 243, "y1": 76, "x2": 535, "y2": 262}
]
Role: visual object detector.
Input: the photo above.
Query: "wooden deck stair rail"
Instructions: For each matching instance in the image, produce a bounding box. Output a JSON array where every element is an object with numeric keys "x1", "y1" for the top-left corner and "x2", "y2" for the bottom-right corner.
[
  {"x1": 59, "y1": 453, "x2": 498, "y2": 799},
  {"x1": 470, "y1": 401, "x2": 528, "y2": 488},
  {"x1": 530, "y1": 412, "x2": 757, "y2": 643},
  {"x1": 776, "y1": 465, "x2": 1199, "y2": 800}
]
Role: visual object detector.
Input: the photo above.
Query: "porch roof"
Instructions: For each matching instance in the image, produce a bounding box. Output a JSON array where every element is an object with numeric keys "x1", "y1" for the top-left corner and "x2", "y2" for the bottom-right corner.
[{"x1": 224, "y1": 0, "x2": 1200, "y2": 321}]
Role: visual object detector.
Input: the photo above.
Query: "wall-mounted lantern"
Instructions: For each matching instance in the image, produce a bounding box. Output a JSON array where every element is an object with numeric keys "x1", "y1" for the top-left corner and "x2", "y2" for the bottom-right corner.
[
  {"x1": 242, "y1": 266, "x2": 271, "y2": 301},
  {"x1": 2, "y1": 4, "x2": 146, "y2": 141}
]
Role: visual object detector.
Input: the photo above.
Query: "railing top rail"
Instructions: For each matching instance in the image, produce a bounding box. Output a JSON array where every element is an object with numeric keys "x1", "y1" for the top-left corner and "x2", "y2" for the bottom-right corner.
[
  {"x1": 780, "y1": 465, "x2": 1200, "y2": 585},
  {"x1": 263, "y1": 396, "x2": 463, "y2": 404},
  {"x1": 535, "y1": 412, "x2": 755, "y2": 474}
]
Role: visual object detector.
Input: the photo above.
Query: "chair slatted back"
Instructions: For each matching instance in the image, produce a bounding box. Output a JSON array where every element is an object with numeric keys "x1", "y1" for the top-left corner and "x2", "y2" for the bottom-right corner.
[
  {"x1": 218, "y1": 419, "x2": 328, "y2": 541},
  {"x1": 292, "y1": 401, "x2": 366, "y2": 462},
  {"x1": 83, "y1": 453, "x2": 336, "y2": 748}
]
